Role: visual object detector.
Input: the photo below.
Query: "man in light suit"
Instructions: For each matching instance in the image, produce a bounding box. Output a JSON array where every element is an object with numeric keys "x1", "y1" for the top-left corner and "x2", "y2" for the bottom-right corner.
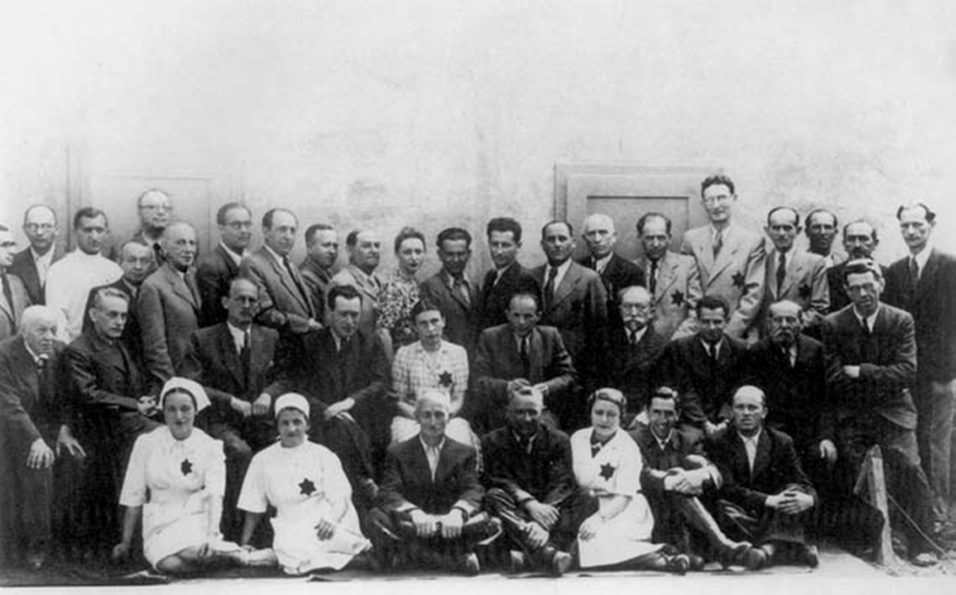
[
  {"x1": 602, "y1": 285, "x2": 667, "y2": 424},
  {"x1": 299, "y1": 223, "x2": 339, "y2": 323},
  {"x1": 758, "y1": 207, "x2": 829, "y2": 336},
  {"x1": 241, "y1": 208, "x2": 321, "y2": 338},
  {"x1": 824, "y1": 259, "x2": 940, "y2": 565},
  {"x1": 478, "y1": 217, "x2": 540, "y2": 330},
  {"x1": 138, "y1": 222, "x2": 202, "y2": 389},
  {"x1": 828, "y1": 220, "x2": 882, "y2": 313},
  {"x1": 680, "y1": 175, "x2": 766, "y2": 341},
  {"x1": 181, "y1": 277, "x2": 278, "y2": 539},
  {"x1": 532, "y1": 220, "x2": 607, "y2": 392},
  {"x1": 0, "y1": 306, "x2": 84, "y2": 569},
  {"x1": 196, "y1": 202, "x2": 253, "y2": 327},
  {"x1": 635, "y1": 212, "x2": 702, "y2": 340},
  {"x1": 707, "y1": 386, "x2": 819, "y2": 570},
  {"x1": 883, "y1": 203, "x2": 956, "y2": 521},
  {"x1": 367, "y1": 391, "x2": 498, "y2": 575},
  {"x1": 578, "y1": 213, "x2": 645, "y2": 316},
  {"x1": 330, "y1": 229, "x2": 384, "y2": 340},
  {"x1": 419, "y1": 227, "x2": 480, "y2": 354},
  {"x1": 9, "y1": 205, "x2": 61, "y2": 306},
  {"x1": 472, "y1": 291, "x2": 577, "y2": 434},
  {"x1": 0, "y1": 225, "x2": 31, "y2": 341}
]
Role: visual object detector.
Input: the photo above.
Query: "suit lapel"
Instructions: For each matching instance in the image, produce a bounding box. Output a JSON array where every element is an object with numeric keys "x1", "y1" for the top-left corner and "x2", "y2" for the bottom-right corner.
[
  {"x1": 411, "y1": 440, "x2": 435, "y2": 484},
  {"x1": 269, "y1": 252, "x2": 311, "y2": 315},
  {"x1": 528, "y1": 328, "x2": 544, "y2": 379},
  {"x1": 656, "y1": 252, "x2": 680, "y2": 301},
  {"x1": 13, "y1": 339, "x2": 38, "y2": 409},
  {"x1": 218, "y1": 324, "x2": 245, "y2": 387},
  {"x1": 710, "y1": 227, "x2": 740, "y2": 281},
  {"x1": 916, "y1": 250, "x2": 940, "y2": 300},
  {"x1": 752, "y1": 431, "x2": 772, "y2": 481},
  {"x1": 551, "y1": 263, "x2": 580, "y2": 308},
  {"x1": 165, "y1": 266, "x2": 199, "y2": 312},
  {"x1": 217, "y1": 244, "x2": 240, "y2": 277}
]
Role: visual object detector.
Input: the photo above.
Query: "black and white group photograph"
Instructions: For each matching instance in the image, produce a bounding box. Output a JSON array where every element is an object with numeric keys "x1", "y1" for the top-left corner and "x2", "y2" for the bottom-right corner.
[{"x1": 1, "y1": 1, "x2": 955, "y2": 593}]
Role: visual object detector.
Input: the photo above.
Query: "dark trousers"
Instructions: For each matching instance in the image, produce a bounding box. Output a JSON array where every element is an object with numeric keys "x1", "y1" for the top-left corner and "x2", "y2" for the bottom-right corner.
[
  {"x1": 365, "y1": 507, "x2": 499, "y2": 568},
  {"x1": 484, "y1": 487, "x2": 595, "y2": 558}
]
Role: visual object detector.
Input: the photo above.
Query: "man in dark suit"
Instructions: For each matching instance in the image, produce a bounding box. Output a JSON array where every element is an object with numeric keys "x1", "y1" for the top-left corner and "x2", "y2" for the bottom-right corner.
[
  {"x1": 883, "y1": 203, "x2": 956, "y2": 521},
  {"x1": 9, "y1": 205, "x2": 61, "y2": 306},
  {"x1": 299, "y1": 223, "x2": 339, "y2": 323},
  {"x1": 367, "y1": 391, "x2": 498, "y2": 575},
  {"x1": 630, "y1": 387, "x2": 753, "y2": 569},
  {"x1": 602, "y1": 285, "x2": 667, "y2": 424},
  {"x1": 130, "y1": 188, "x2": 172, "y2": 268},
  {"x1": 533, "y1": 220, "x2": 608, "y2": 388},
  {"x1": 579, "y1": 213, "x2": 645, "y2": 316},
  {"x1": 658, "y1": 295, "x2": 748, "y2": 436},
  {"x1": 419, "y1": 227, "x2": 480, "y2": 353},
  {"x1": 0, "y1": 225, "x2": 31, "y2": 341},
  {"x1": 82, "y1": 240, "x2": 154, "y2": 369},
  {"x1": 181, "y1": 277, "x2": 278, "y2": 539},
  {"x1": 0, "y1": 306, "x2": 84, "y2": 569},
  {"x1": 482, "y1": 385, "x2": 586, "y2": 576},
  {"x1": 265, "y1": 284, "x2": 388, "y2": 504},
  {"x1": 744, "y1": 299, "x2": 836, "y2": 482},
  {"x1": 708, "y1": 386, "x2": 818, "y2": 570},
  {"x1": 196, "y1": 202, "x2": 253, "y2": 327},
  {"x1": 64, "y1": 288, "x2": 160, "y2": 555},
  {"x1": 827, "y1": 220, "x2": 882, "y2": 313},
  {"x1": 472, "y1": 291, "x2": 577, "y2": 434},
  {"x1": 824, "y1": 258, "x2": 939, "y2": 565},
  {"x1": 241, "y1": 208, "x2": 321, "y2": 338},
  {"x1": 478, "y1": 217, "x2": 540, "y2": 330},
  {"x1": 138, "y1": 222, "x2": 202, "y2": 390}
]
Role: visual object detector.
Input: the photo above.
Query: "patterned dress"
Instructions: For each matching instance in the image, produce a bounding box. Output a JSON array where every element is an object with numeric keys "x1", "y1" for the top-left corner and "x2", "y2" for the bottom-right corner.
[
  {"x1": 376, "y1": 268, "x2": 420, "y2": 348},
  {"x1": 237, "y1": 441, "x2": 369, "y2": 574},
  {"x1": 570, "y1": 427, "x2": 661, "y2": 568}
]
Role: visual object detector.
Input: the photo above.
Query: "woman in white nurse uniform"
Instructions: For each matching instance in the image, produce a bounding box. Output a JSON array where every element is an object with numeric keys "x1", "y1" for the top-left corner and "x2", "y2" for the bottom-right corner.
[
  {"x1": 570, "y1": 388, "x2": 690, "y2": 573},
  {"x1": 238, "y1": 393, "x2": 370, "y2": 575}
]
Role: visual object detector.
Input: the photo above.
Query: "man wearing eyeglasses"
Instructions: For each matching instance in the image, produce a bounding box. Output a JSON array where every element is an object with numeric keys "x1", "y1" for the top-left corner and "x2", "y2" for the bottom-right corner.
[
  {"x1": 132, "y1": 188, "x2": 173, "y2": 267},
  {"x1": 10, "y1": 205, "x2": 61, "y2": 306},
  {"x1": 197, "y1": 203, "x2": 254, "y2": 327}
]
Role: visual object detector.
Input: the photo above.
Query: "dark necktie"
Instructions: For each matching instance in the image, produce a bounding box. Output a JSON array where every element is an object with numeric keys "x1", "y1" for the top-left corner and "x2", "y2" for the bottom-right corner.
[
  {"x1": 649, "y1": 259, "x2": 659, "y2": 295},
  {"x1": 240, "y1": 330, "x2": 251, "y2": 383},
  {"x1": 713, "y1": 231, "x2": 723, "y2": 259},
  {"x1": 543, "y1": 267, "x2": 558, "y2": 312},
  {"x1": 453, "y1": 276, "x2": 471, "y2": 308},
  {"x1": 2, "y1": 275, "x2": 16, "y2": 333},
  {"x1": 909, "y1": 257, "x2": 920, "y2": 292},
  {"x1": 284, "y1": 257, "x2": 312, "y2": 312},
  {"x1": 520, "y1": 336, "x2": 531, "y2": 379},
  {"x1": 184, "y1": 272, "x2": 200, "y2": 306},
  {"x1": 776, "y1": 252, "x2": 787, "y2": 295},
  {"x1": 36, "y1": 356, "x2": 50, "y2": 403},
  {"x1": 628, "y1": 329, "x2": 639, "y2": 357}
]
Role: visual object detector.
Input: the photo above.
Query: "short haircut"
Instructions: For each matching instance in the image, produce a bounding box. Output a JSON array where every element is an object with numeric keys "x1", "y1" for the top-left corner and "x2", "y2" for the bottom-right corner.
[
  {"x1": 22, "y1": 204, "x2": 58, "y2": 225},
  {"x1": 896, "y1": 202, "x2": 937, "y2": 224},
  {"x1": 216, "y1": 202, "x2": 251, "y2": 226},
  {"x1": 436, "y1": 227, "x2": 472, "y2": 249},
  {"x1": 587, "y1": 387, "x2": 626, "y2": 416},
  {"x1": 696, "y1": 294, "x2": 731, "y2": 319},
  {"x1": 701, "y1": 174, "x2": 735, "y2": 197},
  {"x1": 766, "y1": 206, "x2": 800, "y2": 227},
  {"x1": 120, "y1": 239, "x2": 153, "y2": 259},
  {"x1": 327, "y1": 284, "x2": 362, "y2": 310},
  {"x1": 136, "y1": 188, "x2": 171, "y2": 208},
  {"x1": 73, "y1": 207, "x2": 108, "y2": 230},
  {"x1": 509, "y1": 290, "x2": 540, "y2": 312},
  {"x1": 733, "y1": 385, "x2": 767, "y2": 408},
  {"x1": 636, "y1": 212, "x2": 672, "y2": 235},
  {"x1": 410, "y1": 298, "x2": 444, "y2": 321},
  {"x1": 304, "y1": 223, "x2": 335, "y2": 246},
  {"x1": 92, "y1": 287, "x2": 129, "y2": 309},
  {"x1": 346, "y1": 229, "x2": 362, "y2": 248},
  {"x1": 649, "y1": 385, "x2": 681, "y2": 412},
  {"x1": 842, "y1": 258, "x2": 884, "y2": 285},
  {"x1": 805, "y1": 208, "x2": 838, "y2": 231},
  {"x1": 393, "y1": 226, "x2": 426, "y2": 254},
  {"x1": 842, "y1": 219, "x2": 878, "y2": 242},
  {"x1": 227, "y1": 275, "x2": 259, "y2": 296},
  {"x1": 540, "y1": 219, "x2": 573, "y2": 240},
  {"x1": 262, "y1": 208, "x2": 296, "y2": 231},
  {"x1": 508, "y1": 383, "x2": 544, "y2": 407},
  {"x1": 768, "y1": 299, "x2": 802, "y2": 319},
  {"x1": 486, "y1": 217, "x2": 522, "y2": 243}
]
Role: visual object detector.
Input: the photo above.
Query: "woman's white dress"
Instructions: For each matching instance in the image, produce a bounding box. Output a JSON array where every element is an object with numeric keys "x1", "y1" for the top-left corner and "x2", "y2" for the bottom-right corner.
[
  {"x1": 237, "y1": 440, "x2": 369, "y2": 575},
  {"x1": 570, "y1": 427, "x2": 662, "y2": 568},
  {"x1": 119, "y1": 426, "x2": 226, "y2": 568}
]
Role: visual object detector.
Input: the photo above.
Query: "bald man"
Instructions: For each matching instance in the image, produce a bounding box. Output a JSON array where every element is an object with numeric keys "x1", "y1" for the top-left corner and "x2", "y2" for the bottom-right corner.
[
  {"x1": 138, "y1": 222, "x2": 202, "y2": 388},
  {"x1": 578, "y1": 213, "x2": 645, "y2": 315},
  {"x1": 0, "y1": 306, "x2": 83, "y2": 569}
]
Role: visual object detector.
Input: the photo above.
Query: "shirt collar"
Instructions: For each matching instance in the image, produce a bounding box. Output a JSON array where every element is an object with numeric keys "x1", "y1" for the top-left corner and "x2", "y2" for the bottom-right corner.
[
  {"x1": 442, "y1": 268, "x2": 467, "y2": 287},
  {"x1": 226, "y1": 322, "x2": 248, "y2": 348},
  {"x1": 264, "y1": 244, "x2": 287, "y2": 265},
  {"x1": 626, "y1": 325, "x2": 648, "y2": 344},
  {"x1": 545, "y1": 258, "x2": 572, "y2": 278},
  {"x1": 30, "y1": 246, "x2": 54, "y2": 264},
  {"x1": 651, "y1": 428, "x2": 674, "y2": 449},
  {"x1": 22, "y1": 340, "x2": 44, "y2": 366},
  {"x1": 700, "y1": 336, "x2": 724, "y2": 356},
  {"x1": 419, "y1": 435, "x2": 445, "y2": 452},
  {"x1": 592, "y1": 253, "x2": 612, "y2": 271},
  {"x1": 852, "y1": 304, "x2": 881, "y2": 330},
  {"x1": 219, "y1": 241, "x2": 245, "y2": 266},
  {"x1": 738, "y1": 428, "x2": 762, "y2": 445},
  {"x1": 912, "y1": 243, "x2": 933, "y2": 271}
]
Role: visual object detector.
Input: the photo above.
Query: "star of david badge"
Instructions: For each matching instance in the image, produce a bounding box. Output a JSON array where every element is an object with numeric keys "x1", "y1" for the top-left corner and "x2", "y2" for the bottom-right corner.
[
  {"x1": 599, "y1": 463, "x2": 616, "y2": 480},
  {"x1": 671, "y1": 290, "x2": 685, "y2": 306},
  {"x1": 438, "y1": 371, "x2": 454, "y2": 388},
  {"x1": 798, "y1": 284, "x2": 812, "y2": 301},
  {"x1": 299, "y1": 478, "x2": 316, "y2": 496},
  {"x1": 732, "y1": 271, "x2": 746, "y2": 290},
  {"x1": 180, "y1": 459, "x2": 193, "y2": 476}
]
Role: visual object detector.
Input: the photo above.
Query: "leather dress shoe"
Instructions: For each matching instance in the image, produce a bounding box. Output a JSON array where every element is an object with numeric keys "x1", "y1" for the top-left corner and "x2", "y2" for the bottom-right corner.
[
  {"x1": 802, "y1": 544, "x2": 819, "y2": 568},
  {"x1": 550, "y1": 550, "x2": 573, "y2": 576},
  {"x1": 509, "y1": 549, "x2": 528, "y2": 573},
  {"x1": 458, "y1": 552, "x2": 481, "y2": 576},
  {"x1": 743, "y1": 547, "x2": 769, "y2": 571},
  {"x1": 664, "y1": 553, "x2": 691, "y2": 575},
  {"x1": 911, "y1": 552, "x2": 938, "y2": 567}
]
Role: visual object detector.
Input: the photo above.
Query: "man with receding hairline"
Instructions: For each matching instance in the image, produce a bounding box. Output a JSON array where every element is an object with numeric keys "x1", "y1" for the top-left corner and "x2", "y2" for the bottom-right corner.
[
  {"x1": 330, "y1": 228, "x2": 385, "y2": 340},
  {"x1": 636, "y1": 212, "x2": 701, "y2": 340},
  {"x1": 578, "y1": 213, "x2": 645, "y2": 314},
  {"x1": 197, "y1": 202, "x2": 254, "y2": 327},
  {"x1": 300, "y1": 223, "x2": 339, "y2": 322},
  {"x1": 10, "y1": 205, "x2": 61, "y2": 305}
]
